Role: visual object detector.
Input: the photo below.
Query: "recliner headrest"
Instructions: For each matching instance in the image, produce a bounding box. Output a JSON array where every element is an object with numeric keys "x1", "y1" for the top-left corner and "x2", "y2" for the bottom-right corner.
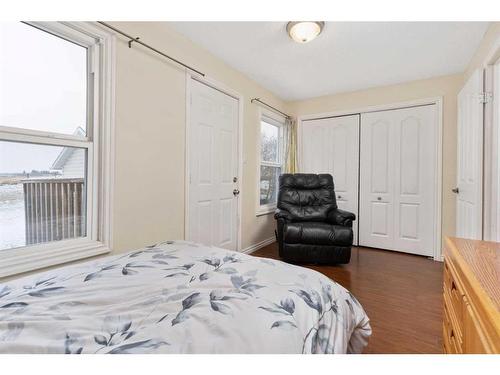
[
  {"x1": 277, "y1": 174, "x2": 337, "y2": 222},
  {"x1": 279, "y1": 174, "x2": 334, "y2": 190}
]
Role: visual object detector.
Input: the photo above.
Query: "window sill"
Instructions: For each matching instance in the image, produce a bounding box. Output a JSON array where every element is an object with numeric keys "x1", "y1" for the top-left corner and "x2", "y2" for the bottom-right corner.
[
  {"x1": 256, "y1": 207, "x2": 276, "y2": 217},
  {"x1": 0, "y1": 238, "x2": 111, "y2": 279}
]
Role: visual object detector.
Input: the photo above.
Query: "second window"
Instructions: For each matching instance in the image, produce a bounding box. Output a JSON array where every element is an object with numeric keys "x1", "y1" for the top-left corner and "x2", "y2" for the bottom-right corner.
[{"x1": 259, "y1": 112, "x2": 285, "y2": 213}]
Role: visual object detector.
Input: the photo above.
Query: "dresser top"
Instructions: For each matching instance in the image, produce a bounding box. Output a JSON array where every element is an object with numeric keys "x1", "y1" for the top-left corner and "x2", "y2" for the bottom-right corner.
[{"x1": 445, "y1": 237, "x2": 500, "y2": 312}]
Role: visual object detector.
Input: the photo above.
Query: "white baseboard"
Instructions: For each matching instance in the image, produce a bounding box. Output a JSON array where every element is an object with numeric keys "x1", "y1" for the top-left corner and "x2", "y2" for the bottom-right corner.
[{"x1": 241, "y1": 236, "x2": 276, "y2": 255}]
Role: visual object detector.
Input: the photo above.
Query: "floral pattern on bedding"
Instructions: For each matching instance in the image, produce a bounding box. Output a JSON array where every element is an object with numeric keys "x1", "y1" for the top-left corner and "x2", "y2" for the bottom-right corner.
[{"x1": 0, "y1": 241, "x2": 371, "y2": 354}]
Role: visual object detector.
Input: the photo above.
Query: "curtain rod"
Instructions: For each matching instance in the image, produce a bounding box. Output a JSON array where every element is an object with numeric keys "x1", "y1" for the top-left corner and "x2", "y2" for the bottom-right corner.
[
  {"x1": 251, "y1": 98, "x2": 291, "y2": 119},
  {"x1": 97, "y1": 21, "x2": 205, "y2": 77}
]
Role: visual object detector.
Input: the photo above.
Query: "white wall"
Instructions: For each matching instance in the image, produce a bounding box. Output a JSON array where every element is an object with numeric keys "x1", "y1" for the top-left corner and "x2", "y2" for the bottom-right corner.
[
  {"x1": 110, "y1": 22, "x2": 286, "y2": 254},
  {"x1": 464, "y1": 22, "x2": 500, "y2": 81}
]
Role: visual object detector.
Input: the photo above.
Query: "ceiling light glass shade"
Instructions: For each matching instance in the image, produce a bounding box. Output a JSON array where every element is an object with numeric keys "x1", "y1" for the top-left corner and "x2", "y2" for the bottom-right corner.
[{"x1": 287, "y1": 21, "x2": 325, "y2": 43}]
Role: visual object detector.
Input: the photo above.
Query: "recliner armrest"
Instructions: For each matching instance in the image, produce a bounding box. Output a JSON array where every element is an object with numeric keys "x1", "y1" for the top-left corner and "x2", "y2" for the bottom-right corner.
[
  {"x1": 274, "y1": 208, "x2": 293, "y2": 222},
  {"x1": 328, "y1": 208, "x2": 356, "y2": 227}
]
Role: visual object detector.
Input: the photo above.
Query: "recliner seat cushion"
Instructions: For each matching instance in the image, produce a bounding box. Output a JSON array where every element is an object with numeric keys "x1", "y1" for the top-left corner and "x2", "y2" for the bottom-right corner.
[{"x1": 283, "y1": 222, "x2": 353, "y2": 247}]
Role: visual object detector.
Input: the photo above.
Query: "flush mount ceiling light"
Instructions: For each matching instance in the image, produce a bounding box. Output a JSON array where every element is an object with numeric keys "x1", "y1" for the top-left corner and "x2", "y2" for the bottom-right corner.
[{"x1": 287, "y1": 21, "x2": 325, "y2": 43}]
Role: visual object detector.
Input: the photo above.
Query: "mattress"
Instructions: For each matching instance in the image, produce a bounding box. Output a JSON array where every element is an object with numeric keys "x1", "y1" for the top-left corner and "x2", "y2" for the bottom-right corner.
[{"x1": 0, "y1": 241, "x2": 371, "y2": 353}]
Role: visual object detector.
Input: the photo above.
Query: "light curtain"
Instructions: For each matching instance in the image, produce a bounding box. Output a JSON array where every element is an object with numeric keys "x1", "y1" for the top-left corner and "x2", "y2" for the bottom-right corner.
[{"x1": 283, "y1": 117, "x2": 298, "y2": 173}]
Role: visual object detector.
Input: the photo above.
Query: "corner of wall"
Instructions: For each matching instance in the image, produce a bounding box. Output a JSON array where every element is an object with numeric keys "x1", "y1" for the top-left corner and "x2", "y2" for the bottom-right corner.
[{"x1": 464, "y1": 22, "x2": 500, "y2": 82}]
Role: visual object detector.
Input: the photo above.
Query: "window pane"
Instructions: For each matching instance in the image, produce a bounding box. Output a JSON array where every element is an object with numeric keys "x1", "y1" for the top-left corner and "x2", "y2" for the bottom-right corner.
[
  {"x1": 0, "y1": 22, "x2": 87, "y2": 136},
  {"x1": 0, "y1": 141, "x2": 87, "y2": 250},
  {"x1": 260, "y1": 120, "x2": 279, "y2": 163},
  {"x1": 260, "y1": 165, "x2": 281, "y2": 206}
]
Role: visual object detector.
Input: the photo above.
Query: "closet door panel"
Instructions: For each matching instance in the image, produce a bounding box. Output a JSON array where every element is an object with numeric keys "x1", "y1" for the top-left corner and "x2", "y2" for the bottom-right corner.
[
  {"x1": 371, "y1": 201, "x2": 390, "y2": 236},
  {"x1": 302, "y1": 124, "x2": 329, "y2": 173},
  {"x1": 393, "y1": 107, "x2": 435, "y2": 255},
  {"x1": 359, "y1": 114, "x2": 395, "y2": 249},
  {"x1": 332, "y1": 125, "x2": 349, "y2": 191},
  {"x1": 359, "y1": 105, "x2": 436, "y2": 256},
  {"x1": 301, "y1": 115, "x2": 360, "y2": 244},
  {"x1": 456, "y1": 69, "x2": 484, "y2": 239},
  {"x1": 400, "y1": 117, "x2": 420, "y2": 195},
  {"x1": 370, "y1": 120, "x2": 391, "y2": 195},
  {"x1": 399, "y1": 203, "x2": 419, "y2": 239}
]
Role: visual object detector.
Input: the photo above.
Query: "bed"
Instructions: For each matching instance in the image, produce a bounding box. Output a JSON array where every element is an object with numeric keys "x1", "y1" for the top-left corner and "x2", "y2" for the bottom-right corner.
[{"x1": 0, "y1": 241, "x2": 371, "y2": 354}]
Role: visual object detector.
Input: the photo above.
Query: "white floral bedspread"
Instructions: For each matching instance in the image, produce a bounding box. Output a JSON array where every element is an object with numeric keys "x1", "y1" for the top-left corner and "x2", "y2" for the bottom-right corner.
[{"x1": 0, "y1": 241, "x2": 371, "y2": 354}]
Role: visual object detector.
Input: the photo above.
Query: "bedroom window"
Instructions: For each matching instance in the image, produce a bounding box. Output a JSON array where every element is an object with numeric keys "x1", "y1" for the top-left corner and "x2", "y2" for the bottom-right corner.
[
  {"x1": 0, "y1": 22, "x2": 114, "y2": 277},
  {"x1": 258, "y1": 111, "x2": 285, "y2": 215}
]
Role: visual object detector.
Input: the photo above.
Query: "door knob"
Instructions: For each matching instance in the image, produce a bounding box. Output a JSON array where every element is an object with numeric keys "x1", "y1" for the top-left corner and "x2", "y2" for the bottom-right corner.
[
  {"x1": 377, "y1": 197, "x2": 382, "y2": 201},
  {"x1": 337, "y1": 195, "x2": 342, "y2": 199},
  {"x1": 452, "y1": 187, "x2": 459, "y2": 194},
  {"x1": 233, "y1": 189, "x2": 240, "y2": 196}
]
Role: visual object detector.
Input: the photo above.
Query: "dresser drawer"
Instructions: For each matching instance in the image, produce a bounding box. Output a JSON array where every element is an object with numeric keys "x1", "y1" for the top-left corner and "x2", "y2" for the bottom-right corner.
[
  {"x1": 464, "y1": 302, "x2": 492, "y2": 353},
  {"x1": 443, "y1": 302, "x2": 462, "y2": 353},
  {"x1": 443, "y1": 260, "x2": 465, "y2": 340},
  {"x1": 443, "y1": 237, "x2": 500, "y2": 354}
]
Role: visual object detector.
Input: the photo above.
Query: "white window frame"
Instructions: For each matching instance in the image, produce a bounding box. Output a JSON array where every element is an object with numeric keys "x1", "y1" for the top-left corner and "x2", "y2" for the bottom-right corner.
[
  {"x1": 256, "y1": 109, "x2": 285, "y2": 216},
  {"x1": 0, "y1": 22, "x2": 115, "y2": 278}
]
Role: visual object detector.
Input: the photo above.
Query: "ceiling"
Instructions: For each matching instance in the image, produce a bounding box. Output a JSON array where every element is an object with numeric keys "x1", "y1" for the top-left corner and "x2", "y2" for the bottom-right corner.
[{"x1": 168, "y1": 22, "x2": 489, "y2": 101}]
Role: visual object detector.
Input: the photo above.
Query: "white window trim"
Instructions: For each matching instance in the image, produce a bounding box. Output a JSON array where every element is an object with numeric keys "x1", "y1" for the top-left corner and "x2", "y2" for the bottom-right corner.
[
  {"x1": 0, "y1": 22, "x2": 115, "y2": 278},
  {"x1": 256, "y1": 108, "x2": 285, "y2": 216}
]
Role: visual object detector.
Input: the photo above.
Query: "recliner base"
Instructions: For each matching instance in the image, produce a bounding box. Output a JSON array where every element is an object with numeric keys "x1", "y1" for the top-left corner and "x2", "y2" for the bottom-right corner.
[{"x1": 280, "y1": 243, "x2": 351, "y2": 265}]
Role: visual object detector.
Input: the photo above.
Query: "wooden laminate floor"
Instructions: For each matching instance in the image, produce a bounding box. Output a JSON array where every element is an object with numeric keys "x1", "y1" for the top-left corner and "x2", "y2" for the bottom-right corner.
[{"x1": 252, "y1": 243, "x2": 443, "y2": 354}]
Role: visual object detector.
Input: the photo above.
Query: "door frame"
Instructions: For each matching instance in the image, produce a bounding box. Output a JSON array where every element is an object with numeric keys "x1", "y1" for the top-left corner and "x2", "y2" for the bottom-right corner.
[
  {"x1": 481, "y1": 38, "x2": 500, "y2": 241},
  {"x1": 185, "y1": 73, "x2": 244, "y2": 251},
  {"x1": 297, "y1": 96, "x2": 443, "y2": 260}
]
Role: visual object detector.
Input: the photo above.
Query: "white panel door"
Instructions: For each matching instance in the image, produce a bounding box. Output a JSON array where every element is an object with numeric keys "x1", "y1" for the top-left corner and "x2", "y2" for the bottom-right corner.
[
  {"x1": 456, "y1": 69, "x2": 484, "y2": 240},
  {"x1": 188, "y1": 79, "x2": 239, "y2": 250},
  {"x1": 301, "y1": 115, "x2": 360, "y2": 244},
  {"x1": 359, "y1": 105, "x2": 436, "y2": 256}
]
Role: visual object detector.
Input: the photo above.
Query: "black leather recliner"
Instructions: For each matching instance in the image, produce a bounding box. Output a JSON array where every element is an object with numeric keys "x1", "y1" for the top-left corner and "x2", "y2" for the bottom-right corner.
[{"x1": 274, "y1": 173, "x2": 355, "y2": 264}]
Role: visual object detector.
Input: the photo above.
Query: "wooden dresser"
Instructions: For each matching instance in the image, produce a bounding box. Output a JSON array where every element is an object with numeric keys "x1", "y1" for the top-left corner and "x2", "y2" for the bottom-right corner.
[{"x1": 443, "y1": 237, "x2": 500, "y2": 353}]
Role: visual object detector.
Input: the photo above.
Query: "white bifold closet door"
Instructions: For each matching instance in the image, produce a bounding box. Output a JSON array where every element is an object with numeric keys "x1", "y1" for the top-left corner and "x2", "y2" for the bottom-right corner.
[
  {"x1": 456, "y1": 69, "x2": 484, "y2": 240},
  {"x1": 301, "y1": 115, "x2": 360, "y2": 244},
  {"x1": 359, "y1": 105, "x2": 437, "y2": 256}
]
